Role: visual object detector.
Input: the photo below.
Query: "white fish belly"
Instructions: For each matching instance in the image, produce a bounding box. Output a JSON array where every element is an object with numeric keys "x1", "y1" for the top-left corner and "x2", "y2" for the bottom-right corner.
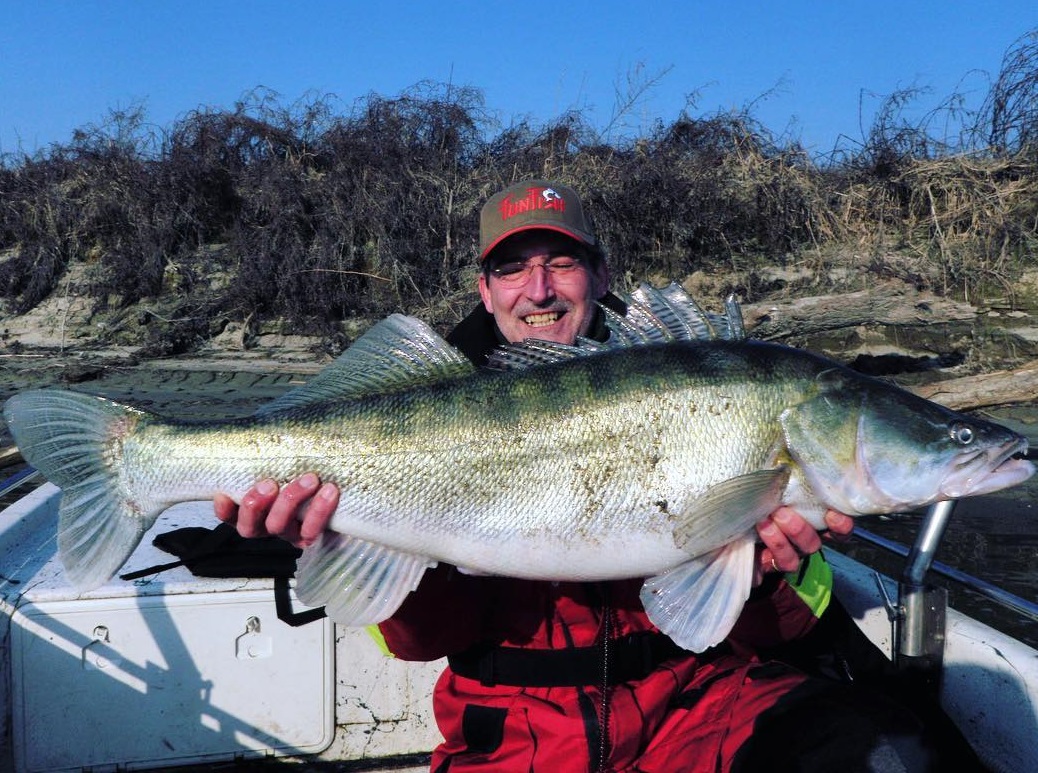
[{"x1": 329, "y1": 499, "x2": 693, "y2": 581}]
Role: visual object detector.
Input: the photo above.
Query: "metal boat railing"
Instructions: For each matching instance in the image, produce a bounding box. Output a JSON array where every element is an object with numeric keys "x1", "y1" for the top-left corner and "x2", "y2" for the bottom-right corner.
[
  {"x1": 0, "y1": 466, "x2": 41, "y2": 501},
  {"x1": 855, "y1": 515, "x2": 1038, "y2": 625}
]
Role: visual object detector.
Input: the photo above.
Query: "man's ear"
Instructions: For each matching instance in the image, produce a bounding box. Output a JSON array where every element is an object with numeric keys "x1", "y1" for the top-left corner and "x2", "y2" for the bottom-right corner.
[
  {"x1": 592, "y1": 261, "x2": 611, "y2": 299},
  {"x1": 478, "y1": 273, "x2": 494, "y2": 313}
]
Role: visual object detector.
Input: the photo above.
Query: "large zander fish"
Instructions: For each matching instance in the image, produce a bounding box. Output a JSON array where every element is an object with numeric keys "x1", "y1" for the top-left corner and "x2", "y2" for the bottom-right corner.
[{"x1": 4, "y1": 286, "x2": 1034, "y2": 651}]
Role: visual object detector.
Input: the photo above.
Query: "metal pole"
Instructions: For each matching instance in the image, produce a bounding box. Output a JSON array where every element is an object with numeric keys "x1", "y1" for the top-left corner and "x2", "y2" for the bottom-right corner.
[
  {"x1": 895, "y1": 500, "x2": 953, "y2": 689},
  {"x1": 903, "y1": 500, "x2": 956, "y2": 586}
]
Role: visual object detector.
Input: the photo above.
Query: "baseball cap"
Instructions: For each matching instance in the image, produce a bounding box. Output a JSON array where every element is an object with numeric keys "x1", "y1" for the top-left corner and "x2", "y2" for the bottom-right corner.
[{"x1": 479, "y1": 180, "x2": 597, "y2": 262}]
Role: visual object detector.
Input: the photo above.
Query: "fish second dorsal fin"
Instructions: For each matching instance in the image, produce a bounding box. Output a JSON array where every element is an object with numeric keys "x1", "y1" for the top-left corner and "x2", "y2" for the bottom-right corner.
[
  {"x1": 256, "y1": 314, "x2": 474, "y2": 415},
  {"x1": 485, "y1": 339, "x2": 598, "y2": 371}
]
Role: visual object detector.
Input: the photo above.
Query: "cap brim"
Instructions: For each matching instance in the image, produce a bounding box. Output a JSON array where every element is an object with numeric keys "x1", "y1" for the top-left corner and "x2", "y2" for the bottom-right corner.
[{"x1": 480, "y1": 224, "x2": 594, "y2": 261}]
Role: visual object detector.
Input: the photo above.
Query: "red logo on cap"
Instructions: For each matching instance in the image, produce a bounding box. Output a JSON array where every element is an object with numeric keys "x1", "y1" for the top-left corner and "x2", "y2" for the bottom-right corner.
[{"x1": 498, "y1": 187, "x2": 566, "y2": 221}]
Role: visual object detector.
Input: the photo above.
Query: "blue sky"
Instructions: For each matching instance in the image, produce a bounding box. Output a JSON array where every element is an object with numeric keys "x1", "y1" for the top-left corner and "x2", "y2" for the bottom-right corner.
[{"x1": 2, "y1": 2, "x2": 1035, "y2": 157}]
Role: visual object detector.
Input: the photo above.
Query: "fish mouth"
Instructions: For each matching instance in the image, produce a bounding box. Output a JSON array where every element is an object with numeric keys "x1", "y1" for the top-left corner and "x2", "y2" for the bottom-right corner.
[{"x1": 943, "y1": 436, "x2": 1035, "y2": 498}]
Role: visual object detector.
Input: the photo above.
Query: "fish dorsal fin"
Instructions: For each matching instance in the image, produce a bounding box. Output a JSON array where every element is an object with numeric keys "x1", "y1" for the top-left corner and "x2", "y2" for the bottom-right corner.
[
  {"x1": 486, "y1": 283, "x2": 749, "y2": 371},
  {"x1": 641, "y1": 537, "x2": 757, "y2": 652},
  {"x1": 257, "y1": 314, "x2": 474, "y2": 415},
  {"x1": 294, "y1": 532, "x2": 436, "y2": 626},
  {"x1": 608, "y1": 283, "x2": 747, "y2": 347},
  {"x1": 485, "y1": 339, "x2": 598, "y2": 371}
]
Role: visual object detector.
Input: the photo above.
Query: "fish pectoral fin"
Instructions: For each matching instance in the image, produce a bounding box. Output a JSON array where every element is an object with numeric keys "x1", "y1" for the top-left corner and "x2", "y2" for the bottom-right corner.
[
  {"x1": 640, "y1": 536, "x2": 757, "y2": 653},
  {"x1": 294, "y1": 532, "x2": 436, "y2": 626},
  {"x1": 673, "y1": 467, "x2": 790, "y2": 551}
]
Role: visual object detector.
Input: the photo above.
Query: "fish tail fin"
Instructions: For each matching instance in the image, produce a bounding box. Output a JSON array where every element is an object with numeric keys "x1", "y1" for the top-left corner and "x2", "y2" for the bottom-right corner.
[{"x1": 4, "y1": 389, "x2": 154, "y2": 590}]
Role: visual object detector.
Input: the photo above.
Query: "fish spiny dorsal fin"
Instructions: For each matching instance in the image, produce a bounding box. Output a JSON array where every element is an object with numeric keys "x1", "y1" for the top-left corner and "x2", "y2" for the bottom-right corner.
[
  {"x1": 606, "y1": 302, "x2": 674, "y2": 346},
  {"x1": 724, "y1": 293, "x2": 746, "y2": 340},
  {"x1": 485, "y1": 283, "x2": 749, "y2": 371},
  {"x1": 256, "y1": 314, "x2": 474, "y2": 415},
  {"x1": 660, "y1": 282, "x2": 745, "y2": 341},
  {"x1": 635, "y1": 283, "x2": 708, "y2": 339},
  {"x1": 611, "y1": 282, "x2": 747, "y2": 345}
]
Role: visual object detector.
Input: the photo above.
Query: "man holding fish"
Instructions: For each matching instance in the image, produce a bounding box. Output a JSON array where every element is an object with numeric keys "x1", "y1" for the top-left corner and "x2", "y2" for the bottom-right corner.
[{"x1": 215, "y1": 181, "x2": 968, "y2": 771}]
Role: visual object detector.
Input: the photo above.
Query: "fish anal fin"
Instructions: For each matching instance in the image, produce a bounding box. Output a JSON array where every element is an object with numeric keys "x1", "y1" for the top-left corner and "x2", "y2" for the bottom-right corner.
[
  {"x1": 673, "y1": 467, "x2": 790, "y2": 551},
  {"x1": 59, "y1": 497, "x2": 154, "y2": 590},
  {"x1": 294, "y1": 532, "x2": 436, "y2": 626},
  {"x1": 640, "y1": 536, "x2": 757, "y2": 652}
]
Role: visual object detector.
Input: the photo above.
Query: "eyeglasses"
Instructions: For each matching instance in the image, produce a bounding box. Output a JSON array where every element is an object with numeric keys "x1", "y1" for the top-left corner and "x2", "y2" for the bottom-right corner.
[{"x1": 489, "y1": 255, "x2": 586, "y2": 285}]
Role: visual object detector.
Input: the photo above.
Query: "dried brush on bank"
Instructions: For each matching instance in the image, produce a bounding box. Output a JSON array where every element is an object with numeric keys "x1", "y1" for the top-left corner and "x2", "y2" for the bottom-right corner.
[{"x1": 2, "y1": 28, "x2": 1038, "y2": 355}]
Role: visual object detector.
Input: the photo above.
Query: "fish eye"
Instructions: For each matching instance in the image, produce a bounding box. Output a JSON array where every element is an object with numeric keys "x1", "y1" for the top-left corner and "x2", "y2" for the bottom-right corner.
[{"x1": 949, "y1": 422, "x2": 975, "y2": 445}]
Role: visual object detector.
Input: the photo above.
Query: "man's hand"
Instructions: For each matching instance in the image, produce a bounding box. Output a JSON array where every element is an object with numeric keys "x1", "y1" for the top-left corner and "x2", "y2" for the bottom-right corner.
[
  {"x1": 753, "y1": 507, "x2": 853, "y2": 585},
  {"x1": 213, "y1": 473, "x2": 340, "y2": 548}
]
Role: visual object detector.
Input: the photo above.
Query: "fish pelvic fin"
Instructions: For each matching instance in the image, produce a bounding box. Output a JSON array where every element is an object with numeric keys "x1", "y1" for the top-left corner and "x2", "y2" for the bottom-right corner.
[
  {"x1": 646, "y1": 468, "x2": 787, "y2": 652},
  {"x1": 640, "y1": 536, "x2": 757, "y2": 652},
  {"x1": 3, "y1": 389, "x2": 154, "y2": 590},
  {"x1": 294, "y1": 532, "x2": 436, "y2": 626}
]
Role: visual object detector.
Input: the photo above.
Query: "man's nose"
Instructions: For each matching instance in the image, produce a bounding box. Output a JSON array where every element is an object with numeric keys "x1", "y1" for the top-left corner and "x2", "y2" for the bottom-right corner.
[{"x1": 524, "y1": 263, "x2": 556, "y2": 302}]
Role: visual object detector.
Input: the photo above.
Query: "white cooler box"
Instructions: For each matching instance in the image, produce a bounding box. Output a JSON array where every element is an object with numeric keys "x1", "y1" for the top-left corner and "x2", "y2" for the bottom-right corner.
[{"x1": 1, "y1": 484, "x2": 335, "y2": 773}]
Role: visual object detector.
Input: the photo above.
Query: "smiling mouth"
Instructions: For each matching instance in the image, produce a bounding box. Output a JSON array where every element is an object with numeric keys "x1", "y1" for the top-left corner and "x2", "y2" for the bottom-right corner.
[{"x1": 523, "y1": 311, "x2": 561, "y2": 328}]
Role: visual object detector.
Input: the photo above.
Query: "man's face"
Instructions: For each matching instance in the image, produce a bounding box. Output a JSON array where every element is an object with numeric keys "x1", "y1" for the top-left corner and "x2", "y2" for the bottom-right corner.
[{"x1": 478, "y1": 232, "x2": 609, "y2": 346}]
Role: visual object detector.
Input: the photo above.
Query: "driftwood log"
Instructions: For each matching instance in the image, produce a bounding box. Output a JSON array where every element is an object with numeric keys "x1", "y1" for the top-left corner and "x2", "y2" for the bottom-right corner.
[
  {"x1": 910, "y1": 361, "x2": 1038, "y2": 411},
  {"x1": 743, "y1": 283, "x2": 976, "y2": 340},
  {"x1": 738, "y1": 283, "x2": 1036, "y2": 412}
]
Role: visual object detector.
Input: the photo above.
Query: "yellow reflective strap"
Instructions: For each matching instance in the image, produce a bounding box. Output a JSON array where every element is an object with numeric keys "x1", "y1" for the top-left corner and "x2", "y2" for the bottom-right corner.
[
  {"x1": 784, "y1": 551, "x2": 833, "y2": 618},
  {"x1": 366, "y1": 624, "x2": 395, "y2": 657}
]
